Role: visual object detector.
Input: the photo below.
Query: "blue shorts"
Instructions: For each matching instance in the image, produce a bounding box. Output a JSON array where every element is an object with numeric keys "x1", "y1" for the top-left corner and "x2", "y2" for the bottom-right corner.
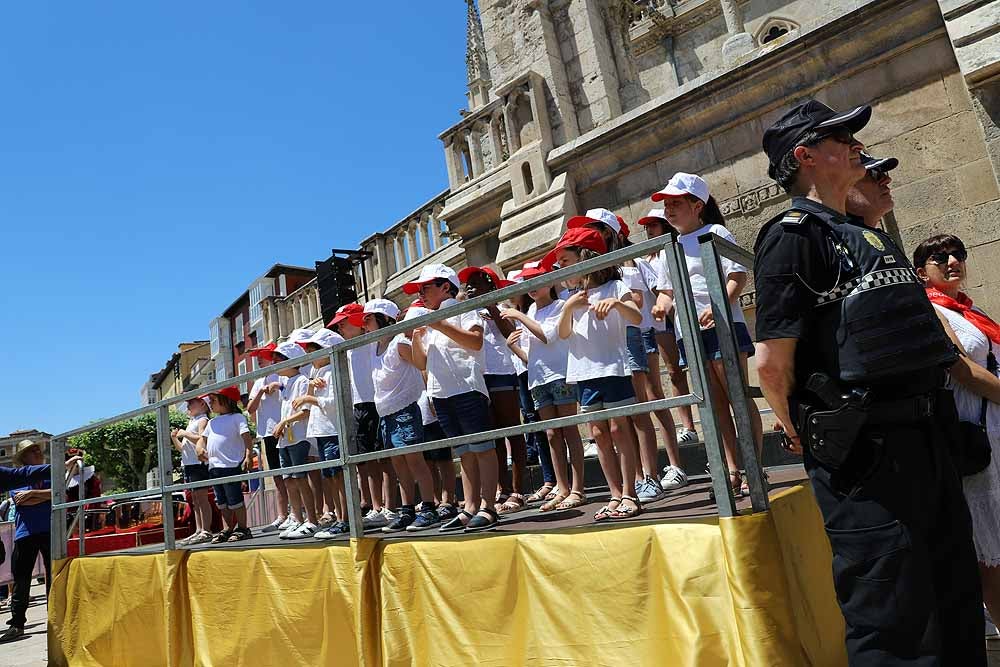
[
  {"x1": 209, "y1": 466, "x2": 244, "y2": 510},
  {"x1": 641, "y1": 328, "x2": 659, "y2": 356},
  {"x1": 278, "y1": 440, "x2": 311, "y2": 479},
  {"x1": 530, "y1": 378, "x2": 577, "y2": 409},
  {"x1": 677, "y1": 322, "x2": 755, "y2": 369},
  {"x1": 183, "y1": 463, "x2": 210, "y2": 485},
  {"x1": 432, "y1": 391, "x2": 495, "y2": 456},
  {"x1": 422, "y1": 421, "x2": 452, "y2": 462},
  {"x1": 315, "y1": 435, "x2": 341, "y2": 478},
  {"x1": 625, "y1": 326, "x2": 650, "y2": 373},
  {"x1": 380, "y1": 402, "x2": 425, "y2": 449},
  {"x1": 484, "y1": 373, "x2": 517, "y2": 393},
  {"x1": 576, "y1": 376, "x2": 636, "y2": 413}
]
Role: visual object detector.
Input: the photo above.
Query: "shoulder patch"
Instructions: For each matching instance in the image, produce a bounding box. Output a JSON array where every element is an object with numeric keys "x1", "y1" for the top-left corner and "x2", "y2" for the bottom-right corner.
[{"x1": 780, "y1": 210, "x2": 806, "y2": 226}]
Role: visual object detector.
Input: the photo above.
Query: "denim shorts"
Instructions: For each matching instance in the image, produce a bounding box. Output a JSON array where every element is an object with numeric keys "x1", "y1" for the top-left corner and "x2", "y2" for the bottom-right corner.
[
  {"x1": 209, "y1": 466, "x2": 244, "y2": 510},
  {"x1": 641, "y1": 328, "x2": 659, "y2": 356},
  {"x1": 432, "y1": 391, "x2": 495, "y2": 456},
  {"x1": 677, "y1": 322, "x2": 755, "y2": 369},
  {"x1": 484, "y1": 373, "x2": 517, "y2": 393},
  {"x1": 316, "y1": 435, "x2": 341, "y2": 478},
  {"x1": 380, "y1": 402, "x2": 425, "y2": 449},
  {"x1": 422, "y1": 421, "x2": 452, "y2": 462},
  {"x1": 278, "y1": 440, "x2": 311, "y2": 480},
  {"x1": 576, "y1": 376, "x2": 637, "y2": 413},
  {"x1": 352, "y1": 402, "x2": 382, "y2": 454},
  {"x1": 625, "y1": 326, "x2": 650, "y2": 373},
  {"x1": 530, "y1": 378, "x2": 577, "y2": 409},
  {"x1": 183, "y1": 463, "x2": 210, "y2": 484}
]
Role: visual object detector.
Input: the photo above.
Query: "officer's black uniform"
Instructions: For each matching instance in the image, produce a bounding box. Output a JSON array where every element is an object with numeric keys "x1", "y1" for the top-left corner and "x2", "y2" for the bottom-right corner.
[{"x1": 755, "y1": 102, "x2": 986, "y2": 666}]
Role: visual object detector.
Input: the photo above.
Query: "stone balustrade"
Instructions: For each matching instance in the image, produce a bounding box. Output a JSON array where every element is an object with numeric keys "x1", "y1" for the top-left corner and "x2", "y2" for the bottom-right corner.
[
  {"x1": 261, "y1": 278, "x2": 322, "y2": 342},
  {"x1": 439, "y1": 98, "x2": 510, "y2": 191}
]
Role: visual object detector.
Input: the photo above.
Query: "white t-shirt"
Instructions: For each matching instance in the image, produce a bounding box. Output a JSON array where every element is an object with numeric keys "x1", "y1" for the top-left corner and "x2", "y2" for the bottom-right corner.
[
  {"x1": 306, "y1": 365, "x2": 339, "y2": 438},
  {"x1": 349, "y1": 344, "x2": 377, "y2": 405},
  {"x1": 649, "y1": 253, "x2": 669, "y2": 332},
  {"x1": 180, "y1": 415, "x2": 208, "y2": 466},
  {"x1": 424, "y1": 298, "x2": 489, "y2": 399},
  {"x1": 248, "y1": 374, "x2": 281, "y2": 437},
  {"x1": 524, "y1": 300, "x2": 569, "y2": 389},
  {"x1": 278, "y1": 373, "x2": 311, "y2": 447},
  {"x1": 481, "y1": 315, "x2": 517, "y2": 376},
  {"x1": 204, "y1": 412, "x2": 250, "y2": 470},
  {"x1": 417, "y1": 391, "x2": 437, "y2": 425},
  {"x1": 621, "y1": 258, "x2": 659, "y2": 331},
  {"x1": 374, "y1": 334, "x2": 425, "y2": 417},
  {"x1": 656, "y1": 224, "x2": 748, "y2": 336},
  {"x1": 565, "y1": 280, "x2": 632, "y2": 383}
]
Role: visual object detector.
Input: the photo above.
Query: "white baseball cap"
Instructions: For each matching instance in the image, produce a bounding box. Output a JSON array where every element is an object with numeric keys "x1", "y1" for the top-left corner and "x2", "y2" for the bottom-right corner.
[
  {"x1": 363, "y1": 298, "x2": 400, "y2": 320},
  {"x1": 273, "y1": 340, "x2": 306, "y2": 360},
  {"x1": 507, "y1": 269, "x2": 523, "y2": 283},
  {"x1": 637, "y1": 208, "x2": 669, "y2": 226},
  {"x1": 652, "y1": 172, "x2": 710, "y2": 203},
  {"x1": 566, "y1": 208, "x2": 622, "y2": 234},
  {"x1": 402, "y1": 264, "x2": 461, "y2": 295},
  {"x1": 403, "y1": 305, "x2": 431, "y2": 322},
  {"x1": 298, "y1": 327, "x2": 344, "y2": 349},
  {"x1": 286, "y1": 328, "x2": 313, "y2": 344}
]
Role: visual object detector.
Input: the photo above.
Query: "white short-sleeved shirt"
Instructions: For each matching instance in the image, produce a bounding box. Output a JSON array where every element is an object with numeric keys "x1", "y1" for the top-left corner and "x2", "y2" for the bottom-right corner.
[
  {"x1": 649, "y1": 253, "x2": 670, "y2": 332},
  {"x1": 417, "y1": 391, "x2": 437, "y2": 425},
  {"x1": 278, "y1": 373, "x2": 311, "y2": 447},
  {"x1": 565, "y1": 280, "x2": 632, "y2": 383},
  {"x1": 306, "y1": 365, "x2": 339, "y2": 438},
  {"x1": 374, "y1": 335, "x2": 425, "y2": 417},
  {"x1": 248, "y1": 374, "x2": 281, "y2": 437},
  {"x1": 524, "y1": 300, "x2": 569, "y2": 389},
  {"x1": 481, "y1": 316, "x2": 517, "y2": 376},
  {"x1": 180, "y1": 415, "x2": 208, "y2": 466},
  {"x1": 349, "y1": 344, "x2": 377, "y2": 405},
  {"x1": 621, "y1": 258, "x2": 659, "y2": 331},
  {"x1": 656, "y1": 224, "x2": 748, "y2": 335},
  {"x1": 424, "y1": 298, "x2": 489, "y2": 399},
  {"x1": 204, "y1": 412, "x2": 250, "y2": 470}
]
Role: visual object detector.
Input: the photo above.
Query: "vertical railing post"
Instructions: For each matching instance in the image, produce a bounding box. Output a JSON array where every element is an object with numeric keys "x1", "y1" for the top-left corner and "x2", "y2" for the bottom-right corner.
[
  {"x1": 661, "y1": 232, "x2": 738, "y2": 517},
  {"x1": 699, "y1": 235, "x2": 768, "y2": 513},
  {"x1": 76, "y1": 456, "x2": 86, "y2": 557},
  {"x1": 50, "y1": 437, "x2": 68, "y2": 561},
  {"x1": 331, "y1": 347, "x2": 364, "y2": 538},
  {"x1": 156, "y1": 405, "x2": 176, "y2": 550}
]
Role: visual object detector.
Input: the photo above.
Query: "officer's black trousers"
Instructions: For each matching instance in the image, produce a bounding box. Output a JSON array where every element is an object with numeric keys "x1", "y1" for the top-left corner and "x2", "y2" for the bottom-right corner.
[{"x1": 805, "y1": 413, "x2": 986, "y2": 666}]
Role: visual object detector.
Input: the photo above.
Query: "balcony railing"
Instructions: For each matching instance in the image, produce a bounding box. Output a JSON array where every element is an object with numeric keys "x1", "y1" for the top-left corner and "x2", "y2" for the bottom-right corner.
[{"x1": 261, "y1": 278, "x2": 322, "y2": 342}]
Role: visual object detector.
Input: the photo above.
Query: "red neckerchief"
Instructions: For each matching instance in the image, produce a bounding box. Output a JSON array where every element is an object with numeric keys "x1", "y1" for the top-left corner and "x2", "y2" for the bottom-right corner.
[{"x1": 926, "y1": 287, "x2": 1000, "y2": 344}]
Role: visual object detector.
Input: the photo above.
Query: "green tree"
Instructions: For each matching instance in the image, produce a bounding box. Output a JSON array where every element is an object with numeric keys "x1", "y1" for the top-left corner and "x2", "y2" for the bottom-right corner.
[{"x1": 67, "y1": 410, "x2": 189, "y2": 492}]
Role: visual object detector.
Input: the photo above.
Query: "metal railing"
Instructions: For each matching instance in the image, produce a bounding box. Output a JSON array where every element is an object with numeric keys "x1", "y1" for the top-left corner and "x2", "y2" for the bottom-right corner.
[{"x1": 49, "y1": 230, "x2": 766, "y2": 557}]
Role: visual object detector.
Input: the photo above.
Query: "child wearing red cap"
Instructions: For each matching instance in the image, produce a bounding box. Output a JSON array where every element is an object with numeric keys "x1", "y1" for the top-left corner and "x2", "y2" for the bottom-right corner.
[
  {"x1": 245, "y1": 344, "x2": 292, "y2": 534},
  {"x1": 551, "y1": 226, "x2": 645, "y2": 521}
]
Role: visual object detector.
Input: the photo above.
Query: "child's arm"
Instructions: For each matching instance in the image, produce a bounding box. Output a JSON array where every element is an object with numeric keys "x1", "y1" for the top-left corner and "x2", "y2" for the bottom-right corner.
[
  {"x1": 591, "y1": 292, "x2": 642, "y2": 325},
  {"x1": 698, "y1": 272, "x2": 747, "y2": 328},
  {"x1": 430, "y1": 320, "x2": 484, "y2": 351},
  {"x1": 652, "y1": 290, "x2": 674, "y2": 322},
  {"x1": 506, "y1": 330, "x2": 528, "y2": 364},
  {"x1": 501, "y1": 309, "x2": 548, "y2": 344},
  {"x1": 410, "y1": 328, "x2": 428, "y2": 370},
  {"x1": 241, "y1": 432, "x2": 254, "y2": 469},
  {"x1": 558, "y1": 291, "x2": 588, "y2": 340},
  {"x1": 170, "y1": 430, "x2": 184, "y2": 452},
  {"x1": 398, "y1": 340, "x2": 417, "y2": 367}
]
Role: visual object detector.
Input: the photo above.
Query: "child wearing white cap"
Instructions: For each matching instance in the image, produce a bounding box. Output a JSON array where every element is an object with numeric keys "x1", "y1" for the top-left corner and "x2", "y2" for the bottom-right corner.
[
  {"x1": 651, "y1": 172, "x2": 764, "y2": 498},
  {"x1": 171, "y1": 397, "x2": 213, "y2": 545},
  {"x1": 271, "y1": 341, "x2": 321, "y2": 539},
  {"x1": 404, "y1": 264, "x2": 500, "y2": 533}
]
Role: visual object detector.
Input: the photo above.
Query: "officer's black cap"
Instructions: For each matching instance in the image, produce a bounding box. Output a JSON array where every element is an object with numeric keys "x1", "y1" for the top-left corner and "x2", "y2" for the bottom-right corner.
[
  {"x1": 762, "y1": 100, "x2": 872, "y2": 178},
  {"x1": 860, "y1": 151, "x2": 898, "y2": 172}
]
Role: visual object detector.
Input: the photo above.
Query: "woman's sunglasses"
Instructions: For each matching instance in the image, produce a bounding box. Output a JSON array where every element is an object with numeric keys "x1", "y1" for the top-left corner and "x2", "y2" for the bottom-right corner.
[{"x1": 926, "y1": 249, "x2": 968, "y2": 265}]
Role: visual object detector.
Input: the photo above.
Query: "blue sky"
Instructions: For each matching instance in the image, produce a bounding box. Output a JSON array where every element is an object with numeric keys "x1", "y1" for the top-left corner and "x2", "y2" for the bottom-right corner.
[{"x1": 0, "y1": 2, "x2": 469, "y2": 436}]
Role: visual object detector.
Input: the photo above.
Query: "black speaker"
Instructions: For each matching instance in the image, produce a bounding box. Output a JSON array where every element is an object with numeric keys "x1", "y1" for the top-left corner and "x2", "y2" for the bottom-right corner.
[{"x1": 316, "y1": 256, "x2": 358, "y2": 324}]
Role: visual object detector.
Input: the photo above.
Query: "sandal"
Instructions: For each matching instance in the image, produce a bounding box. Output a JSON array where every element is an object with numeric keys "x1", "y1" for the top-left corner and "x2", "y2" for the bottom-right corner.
[
  {"x1": 439, "y1": 510, "x2": 475, "y2": 533},
  {"x1": 227, "y1": 527, "x2": 252, "y2": 542},
  {"x1": 525, "y1": 483, "x2": 555, "y2": 504},
  {"x1": 555, "y1": 491, "x2": 587, "y2": 511},
  {"x1": 497, "y1": 493, "x2": 527, "y2": 515},
  {"x1": 539, "y1": 493, "x2": 568, "y2": 512},
  {"x1": 740, "y1": 470, "x2": 770, "y2": 497},
  {"x1": 609, "y1": 496, "x2": 643, "y2": 521},
  {"x1": 594, "y1": 498, "x2": 622, "y2": 522},
  {"x1": 709, "y1": 471, "x2": 744, "y2": 501},
  {"x1": 464, "y1": 507, "x2": 500, "y2": 533},
  {"x1": 211, "y1": 529, "x2": 233, "y2": 544}
]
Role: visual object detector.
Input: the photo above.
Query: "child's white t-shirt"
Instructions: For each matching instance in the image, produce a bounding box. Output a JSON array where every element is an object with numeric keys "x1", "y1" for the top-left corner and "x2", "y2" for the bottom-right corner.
[
  {"x1": 621, "y1": 258, "x2": 659, "y2": 331},
  {"x1": 248, "y1": 374, "x2": 281, "y2": 437},
  {"x1": 278, "y1": 373, "x2": 311, "y2": 447},
  {"x1": 306, "y1": 365, "x2": 338, "y2": 438},
  {"x1": 656, "y1": 224, "x2": 748, "y2": 336},
  {"x1": 180, "y1": 415, "x2": 208, "y2": 466},
  {"x1": 349, "y1": 344, "x2": 377, "y2": 405},
  {"x1": 204, "y1": 412, "x2": 250, "y2": 470},
  {"x1": 481, "y1": 315, "x2": 517, "y2": 376},
  {"x1": 524, "y1": 300, "x2": 569, "y2": 389},
  {"x1": 417, "y1": 391, "x2": 437, "y2": 426},
  {"x1": 424, "y1": 298, "x2": 489, "y2": 399},
  {"x1": 565, "y1": 280, "x2": 632, "y2": 383},
  {"x1": 373, "y1": 335, "x2": 425, "y2": 418}
]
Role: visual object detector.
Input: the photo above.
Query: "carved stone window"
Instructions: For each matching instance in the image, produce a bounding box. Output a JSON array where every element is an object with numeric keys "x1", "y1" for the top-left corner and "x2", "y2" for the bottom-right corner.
[{"x1": 756, "y1": 18, "x2": 798, "y2": 46}]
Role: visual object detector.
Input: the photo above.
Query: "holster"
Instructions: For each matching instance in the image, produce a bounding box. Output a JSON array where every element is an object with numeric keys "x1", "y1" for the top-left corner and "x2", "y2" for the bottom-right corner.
[{"x1": 797, "y1": 402, "x2": 868, "y2": 471}]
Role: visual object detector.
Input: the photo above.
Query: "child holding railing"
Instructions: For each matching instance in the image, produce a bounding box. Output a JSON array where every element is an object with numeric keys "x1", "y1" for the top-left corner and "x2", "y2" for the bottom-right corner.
[{"x1": 172, "y1": 396, "x2": 212, "y2": 545}]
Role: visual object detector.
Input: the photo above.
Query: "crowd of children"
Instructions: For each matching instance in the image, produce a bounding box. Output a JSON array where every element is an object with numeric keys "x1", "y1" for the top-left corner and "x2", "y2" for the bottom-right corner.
[{"x1": 173, "y1": 171, "x2": 762, "y2": 541}]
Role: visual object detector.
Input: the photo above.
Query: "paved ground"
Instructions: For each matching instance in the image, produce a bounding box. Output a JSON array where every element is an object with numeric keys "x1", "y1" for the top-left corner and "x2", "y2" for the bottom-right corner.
[{"x1": 1, "y1": 581, "x2": 48, "y2": 667}]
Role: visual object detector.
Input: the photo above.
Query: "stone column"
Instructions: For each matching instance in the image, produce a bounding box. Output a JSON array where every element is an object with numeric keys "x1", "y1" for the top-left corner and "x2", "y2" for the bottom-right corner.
[
  {"x1": 416, "y1": 216, "x2": 429, "y2": 257},
  {"x1": 406, "y1": 222, "x2": 420, "y2": 262},
  {"x1": 466, "y1": 128, "x2": 485, "y2": 177},
  {"x1": 443, "y1": 135, "x2": 463, "y2": 190},
  {"x1": 503, "y1": 102, "x2": 520, "y2": 154},
  {"x1": 394, "y1": 232, "x2": 407, "y2": 269},
  {"x1": 720, "y1": 0, "x2": 755, "y2": 65}
]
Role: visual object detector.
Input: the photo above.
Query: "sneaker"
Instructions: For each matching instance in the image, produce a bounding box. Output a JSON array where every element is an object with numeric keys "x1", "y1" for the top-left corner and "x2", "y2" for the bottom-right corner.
[
  {"x1": 582, "y1": 440, "x2": 599, "y2": 459},
  {"x1": 381, "y1": 507, "x2": 398, "y2": 522},
  {"x1": 406, "y1": 504, "x2": 441, "y2": 532},
  {"x1": 678, "y1": 429, "x2": 698, "y2": 445},
  {"x1": 278, "y1": 521, "x2": 302, "y2": 539},
  {"x1": 382, "y1": 507, "x2": 416, "y2": 533},
  {"x1": 636, "y1": 476, "x2": 665, "y2": 503},
  {"x1": 661, "y1": 465, "x2": 689, "y2": 491},
  {"x1": 318, "y1": 513, "x2": 336, "y2": 529},
  {"x1": 314, "y1": 526, "x2": 340, "y2": 540},
  {"x1": 436, "y1": 503, "x2": 458, "y2": 520},
  {"x1": 0, "y1": 626, "x2": 23, "y2": 643},
  {"x1": 261, "y1": 516, "x2": 287, "y2": 533},
  {"x1": 278, "y1": 515, "x2": 296, "y2": 531},
  {"x1": 986, "y1": 607, "x2": 999, "y2": 638},
  {"x1": 284, "y1": 522, "x2": 318, "y2": 540},
  {"x1": 362, "y1": 508, "x2": 389, "y2": 529}
]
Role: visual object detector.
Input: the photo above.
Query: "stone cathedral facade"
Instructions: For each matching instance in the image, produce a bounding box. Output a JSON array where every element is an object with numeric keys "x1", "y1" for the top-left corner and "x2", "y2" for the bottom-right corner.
[{"x1": 348, "y1": 0, "x2": 1000, "y2": 316}]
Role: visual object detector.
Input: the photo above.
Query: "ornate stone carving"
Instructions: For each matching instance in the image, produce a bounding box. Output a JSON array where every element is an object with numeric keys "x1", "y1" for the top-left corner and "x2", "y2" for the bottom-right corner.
[
  {"x1": 627, "y1": 0, "x2": 724, "y2": 56},
  {"x1": 718, "y1": 183, "x2": 786, "y2": 217}
]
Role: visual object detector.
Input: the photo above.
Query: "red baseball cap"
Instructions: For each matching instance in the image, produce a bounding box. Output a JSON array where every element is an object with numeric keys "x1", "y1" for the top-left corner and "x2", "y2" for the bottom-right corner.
[
  {"x1": 617, "y1": 216, "x2": 631, "y2": 238},
  {"x1": 541, "y1": 227, "x2": 608, "y2": 269},
  {"x1": 246, "y1": 342, "x2": 277, "y2": 360},
  {"x1": 199, "y1": 386, "x2": 242, "y2": 405},
  {"x1": 327, "y1": 303, "x2": 364, "y2": 327},
  {"x1": 458, "y1": 266, "x2": 514, "y2": 289},
  {"x1": 519, "y1": 264, "x2": 551, "y2": 280}
]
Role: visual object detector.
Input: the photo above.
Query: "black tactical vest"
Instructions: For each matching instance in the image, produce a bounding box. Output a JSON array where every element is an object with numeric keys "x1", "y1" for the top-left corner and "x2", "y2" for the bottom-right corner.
[{"x1": 762, "y1": 208, "x2": 957, "y2": 385}]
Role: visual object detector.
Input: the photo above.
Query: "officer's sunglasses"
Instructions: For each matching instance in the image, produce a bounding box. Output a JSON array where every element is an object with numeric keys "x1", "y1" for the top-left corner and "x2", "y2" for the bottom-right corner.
[
  {"x1": 926, "y1": 249, "x2": 968, "y2": 265},
  {"x1": 867, "y1": 168, "x2": 887, "y2": 182},
  {"x1": 808, "y1": 126, "x2": 857, "y2": 146}
]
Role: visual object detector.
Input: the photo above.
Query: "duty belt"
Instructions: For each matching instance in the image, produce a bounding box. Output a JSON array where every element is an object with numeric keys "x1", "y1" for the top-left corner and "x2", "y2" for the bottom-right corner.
[{"x1": 860, "y1": 392, "x2": 936, "y2": 425}]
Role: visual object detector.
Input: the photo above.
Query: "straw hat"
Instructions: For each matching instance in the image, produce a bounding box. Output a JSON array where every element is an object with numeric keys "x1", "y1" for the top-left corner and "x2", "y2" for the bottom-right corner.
[{"x1": 13, "y1": 439, "x2": 44, "y2": 466}]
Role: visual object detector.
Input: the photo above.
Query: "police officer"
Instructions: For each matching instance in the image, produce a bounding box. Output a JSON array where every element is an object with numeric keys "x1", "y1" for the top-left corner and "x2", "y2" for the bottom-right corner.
[{"x1": 753, "y1": 100, "x2": 986, "y2": 665}]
